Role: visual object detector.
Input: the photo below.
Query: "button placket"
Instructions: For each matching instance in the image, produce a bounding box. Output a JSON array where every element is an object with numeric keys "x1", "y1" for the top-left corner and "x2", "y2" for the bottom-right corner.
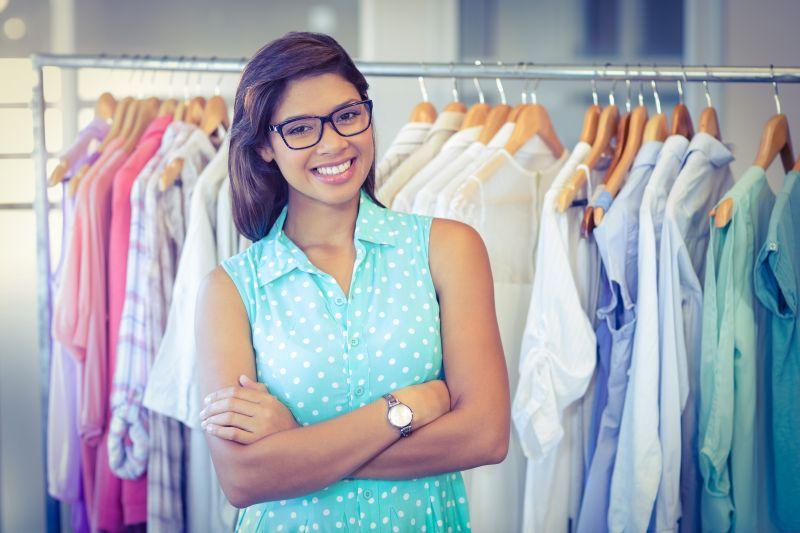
[{"x1": 346, "y1": 243, "x2": 371, "y2": 406}]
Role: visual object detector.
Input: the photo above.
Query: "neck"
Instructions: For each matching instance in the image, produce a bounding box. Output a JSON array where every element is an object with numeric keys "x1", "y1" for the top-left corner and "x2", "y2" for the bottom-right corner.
[{"x1": 283, "y1": 188, "x2": 360, "y2": 249}]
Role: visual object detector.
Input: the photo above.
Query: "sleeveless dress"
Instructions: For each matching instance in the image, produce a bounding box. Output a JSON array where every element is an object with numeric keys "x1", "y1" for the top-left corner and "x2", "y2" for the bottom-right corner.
[{"x1": 220, "y1": 190, "x2": 471, "y2": 532}]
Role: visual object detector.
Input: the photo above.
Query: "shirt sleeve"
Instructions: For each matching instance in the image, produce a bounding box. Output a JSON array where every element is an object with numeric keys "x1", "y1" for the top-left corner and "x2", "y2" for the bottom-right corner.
[{"x1": 512, "y1": 211, "x2": 596, "y2": 460}]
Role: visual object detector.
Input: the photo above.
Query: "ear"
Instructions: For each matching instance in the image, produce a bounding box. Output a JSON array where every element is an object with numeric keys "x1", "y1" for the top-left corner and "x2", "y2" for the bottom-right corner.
[{"x1": 258, "y1": 144, "x2": 275, "y2": 164}]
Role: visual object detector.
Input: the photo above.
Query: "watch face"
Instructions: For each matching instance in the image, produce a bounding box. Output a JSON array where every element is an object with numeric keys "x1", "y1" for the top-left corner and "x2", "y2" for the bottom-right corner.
[{"x1": 388, "y1": 404, "x2": 413, "y2": 427}]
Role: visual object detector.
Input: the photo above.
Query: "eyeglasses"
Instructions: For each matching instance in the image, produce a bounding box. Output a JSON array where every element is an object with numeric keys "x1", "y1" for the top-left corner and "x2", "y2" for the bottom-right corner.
[{"x1": 268, "y1": 99, "x2": 373, "y2": 150}]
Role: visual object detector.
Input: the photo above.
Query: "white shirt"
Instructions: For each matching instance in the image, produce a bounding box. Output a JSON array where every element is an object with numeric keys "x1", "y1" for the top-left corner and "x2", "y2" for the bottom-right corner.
[
  {"x1": 656, "y1": 133, "x2": 734, "y2": 533},
  {"x1": 215, "y1": 178, "x2": 242, "y2": 261},
  {"x1": 391, "y1": 125, "x2": 482, "y2": 213},
  {"x1": 607, "y1": 135, "x2": 689, "y2": 532},
  {"x1": 511, "y1": 141, "x2": 600, "y2": 533},
  {"x1": 435, "y1": 122, "x2": 516, "y2": 218},
  {"x1": 377, "y1": 111, "x2": 464, "y2": 206},
  {"x1": 144, "y1": 136, "x2": 230, "y2": 424},
  {"x1": 375, "y1": 121, "x2": 431, "y2": 189},
  {"x1": 450, "y1": 136, "x2": 567, "y2": 533}
]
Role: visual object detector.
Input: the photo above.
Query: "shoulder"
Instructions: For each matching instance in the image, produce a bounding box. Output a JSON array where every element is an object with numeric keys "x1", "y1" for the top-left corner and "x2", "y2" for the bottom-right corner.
[{"x1": 428, "y1": 218, "x2": 490, "y2": 288}]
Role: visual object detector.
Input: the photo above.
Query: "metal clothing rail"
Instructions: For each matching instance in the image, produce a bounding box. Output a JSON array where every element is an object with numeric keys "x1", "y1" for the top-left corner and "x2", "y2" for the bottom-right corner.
[{"x1": 29, "y1": 52, "x2": 800, "y2": 533}]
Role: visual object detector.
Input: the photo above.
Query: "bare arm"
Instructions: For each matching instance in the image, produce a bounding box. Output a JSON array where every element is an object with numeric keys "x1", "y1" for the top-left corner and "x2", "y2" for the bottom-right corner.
[
  {"x1": 196, "y1": 266, "x2": 450, "y2": 508},
  {"x1": 350, "y1": 218, "x2": 510, "y2": 479}
]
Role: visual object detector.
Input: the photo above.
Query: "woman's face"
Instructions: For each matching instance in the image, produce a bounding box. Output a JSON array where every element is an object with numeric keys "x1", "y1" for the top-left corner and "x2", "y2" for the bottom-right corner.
[{"x1": 260, "y1": 72, "x2": 374, "y2": 207}]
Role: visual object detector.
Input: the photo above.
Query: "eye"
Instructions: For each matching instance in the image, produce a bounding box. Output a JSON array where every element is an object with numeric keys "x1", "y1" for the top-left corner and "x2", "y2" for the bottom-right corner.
[
  {"x1": 336, "y1": 110, "x2": 361, "y2": 123},
  {"x1": 286, "y1": 123, "x2": 316, "y2": 137}
]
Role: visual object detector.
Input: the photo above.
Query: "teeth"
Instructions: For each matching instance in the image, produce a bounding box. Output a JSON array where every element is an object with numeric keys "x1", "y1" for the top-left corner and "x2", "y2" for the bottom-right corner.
[{"x1": 316, "y1": 159, "x2": 352, "y2": 176}]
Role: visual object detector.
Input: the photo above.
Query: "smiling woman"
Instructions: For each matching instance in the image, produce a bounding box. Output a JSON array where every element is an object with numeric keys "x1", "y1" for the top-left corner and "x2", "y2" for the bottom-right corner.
[{"x1": 195, "y1": 31, "x2": 510, "y2": 533}]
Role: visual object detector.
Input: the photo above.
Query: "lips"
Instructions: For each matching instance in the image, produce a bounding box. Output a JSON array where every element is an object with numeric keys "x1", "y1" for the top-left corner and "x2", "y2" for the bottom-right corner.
[{"x1": 311, "y1": 157, "x2": 357, "y2": 184}]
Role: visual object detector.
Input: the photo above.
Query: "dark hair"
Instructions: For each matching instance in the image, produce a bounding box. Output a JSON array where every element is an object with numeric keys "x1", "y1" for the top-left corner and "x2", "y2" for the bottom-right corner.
[{"x1": 229, "y1": 31, "x2": 381, "y2": 242}]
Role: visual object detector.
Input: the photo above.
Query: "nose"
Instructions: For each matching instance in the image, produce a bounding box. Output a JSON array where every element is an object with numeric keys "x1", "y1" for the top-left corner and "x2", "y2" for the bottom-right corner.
[{"x1": 316, "y1": 121, "x2": 349, "y2": 154}]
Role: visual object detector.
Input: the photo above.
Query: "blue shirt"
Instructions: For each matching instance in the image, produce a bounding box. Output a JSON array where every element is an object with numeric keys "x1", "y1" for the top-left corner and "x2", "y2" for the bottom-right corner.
[
  {"x1": 754, "y1": 171, "x2": 800, "y2": 531},
  {"x1": 221, "y1": 190, "x2": 471, "y2": 532},
  {"x1": 576, "y1": 141, "x2": 662, "y2": 533}
]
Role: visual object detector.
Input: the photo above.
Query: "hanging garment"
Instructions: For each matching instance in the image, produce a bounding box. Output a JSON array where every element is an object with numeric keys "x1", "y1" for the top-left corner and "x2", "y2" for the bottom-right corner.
[
  {"x1": 222, "y1": 190, "x2": 472, "y2": 532},
  {"x1": 656, "y1": 133, "x2": 733, "y2": 533},
  {"x1": 435, "y1": 122, "x2": 517, "y2": 218},
  {"x1": 377, "y1": 110, "x2": 464, "y2": 206},
  {"x1": 57, "y1": 116, "x2": 110, "y2": 171},
  {"x1": 216, "y1": 178, "x2": 242, "y2": 261},
  {"x1": 754, "y1": 171, "x2": 800, "y2": 532},
  {"x1": 106, "y1": 115, "x2": 173, "y2": 485},
  {"x1": 391, "y1": 125, "x2": 482, "y2": 213},
  {"x1": 47, "y1": 118, "x2": 110, "y2": 533},
  {"x1": 576, "y1": 141, "x2": 662, "y2": 533},
  {"x1": 375, "y1": 121, "x2": 432, "y2": 188},
  {"x1": 409, "y1": 121, "x2": 512, "y2": 217},
  {"x1": 144, "y1": 137, "x2": 237, "y2": 533},
  {"x1": 443, "y1": 136, "x2": 568, "y2": 533},
  {"x1": 513, "y1": 140, "x2": 599, "y2": 533},
  {"x1": 607, "y1": 134, "x2": 689, "y2": 532},
  {"x1": 699, "y1": 165, "x2": 774, "y2": 533}
]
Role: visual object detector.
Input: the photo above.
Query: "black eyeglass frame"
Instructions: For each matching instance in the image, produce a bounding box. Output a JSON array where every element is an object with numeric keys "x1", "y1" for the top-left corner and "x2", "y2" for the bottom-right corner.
[{"x1": 268, "y1": 99, "x2": 374, "y2": 150}]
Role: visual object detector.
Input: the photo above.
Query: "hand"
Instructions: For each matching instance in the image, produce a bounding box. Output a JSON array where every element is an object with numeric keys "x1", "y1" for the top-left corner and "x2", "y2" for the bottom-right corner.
[
  {"x1": 394, "y1": 379, "x2": 451, "y2": 429},
  {"x1": 199, "y1": 375, "x2": 300, "y2": 444}
]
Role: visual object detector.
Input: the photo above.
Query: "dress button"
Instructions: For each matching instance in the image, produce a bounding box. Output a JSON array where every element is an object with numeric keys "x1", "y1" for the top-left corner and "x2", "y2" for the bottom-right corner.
[
  {"x1": 363, "y1": 489, "x2": 373, "y2": 500},
  {"x1": 334, "y1": 296, "x2": 346, "y2": 306},
  {"x1": 768, "y1": 241, "x2": 779, "y2": 251},
  {"x1": 350, "y1": 338, "x2": 360, "y2": 347},
  {"x1": 354, "y1": 386, "x2": 365, "y2": 397}
]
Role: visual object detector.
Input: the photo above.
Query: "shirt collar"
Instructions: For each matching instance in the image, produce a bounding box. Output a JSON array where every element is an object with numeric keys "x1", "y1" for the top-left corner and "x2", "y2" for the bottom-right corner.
[
  {"x1": 681, "y1": 132, "x2": 734, "y2": 168},
  {"x1": 257, "y1": 190, "x2": 398, "y2": 286},
  {"x1": 631, "y1": 140, "x2": 664, "y2": 170}
]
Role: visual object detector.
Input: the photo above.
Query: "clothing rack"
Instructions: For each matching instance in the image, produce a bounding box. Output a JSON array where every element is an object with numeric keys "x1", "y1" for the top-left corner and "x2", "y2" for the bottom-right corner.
[{"x1": 29, "y1": 52, "x2": 800, "y2": 533}]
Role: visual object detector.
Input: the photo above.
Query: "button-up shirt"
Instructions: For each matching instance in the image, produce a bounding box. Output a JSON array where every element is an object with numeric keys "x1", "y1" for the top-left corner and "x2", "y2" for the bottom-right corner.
[
  {"x1": 576, "y1": 141, "x2": 662, "y2": 533},
  {"x1": 375, "y1": 121, "x2": 432, "y2": 188},
  {"x1": 657, "y1": 133, "x2": 733, "y2": 532}
]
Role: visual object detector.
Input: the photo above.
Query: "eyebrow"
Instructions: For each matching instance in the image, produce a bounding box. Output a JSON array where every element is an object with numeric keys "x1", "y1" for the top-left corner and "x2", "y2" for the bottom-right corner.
[{"x1": 276, "y1": 98, "x2": 362, "y2": 124}]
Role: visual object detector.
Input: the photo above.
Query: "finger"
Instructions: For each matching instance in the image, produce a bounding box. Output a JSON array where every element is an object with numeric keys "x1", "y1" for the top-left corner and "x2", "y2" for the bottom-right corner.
[
  {"x1": 239, "y1": 374, "x2": 269, "y2": 393},
  {"x1": 202, "y1": 412, "x2": 256, "y2": 433},
  {"x1": 203, "y1": 423, "x2": 254, "y2": 444},
  {"x1": 204, "y1": 385, "x2": 268, "y2": 406},
  {"x1": 200, "y1": 397, "x2": 259, "y2": 420}
]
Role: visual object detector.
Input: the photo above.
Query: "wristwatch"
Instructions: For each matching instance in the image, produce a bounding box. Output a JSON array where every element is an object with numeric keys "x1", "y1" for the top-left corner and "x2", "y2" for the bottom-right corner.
[{"x1": 383, "y1": 393, "x2": 413, "y2": 437}]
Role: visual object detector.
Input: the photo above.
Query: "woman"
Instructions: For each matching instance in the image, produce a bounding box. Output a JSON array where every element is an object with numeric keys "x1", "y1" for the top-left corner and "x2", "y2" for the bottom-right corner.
[{"x1": 196, "y1": 32, "x2": 509, "y2": 532}]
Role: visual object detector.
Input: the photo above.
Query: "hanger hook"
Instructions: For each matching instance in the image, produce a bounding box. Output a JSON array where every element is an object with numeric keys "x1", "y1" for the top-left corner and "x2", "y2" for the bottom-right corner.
[
  {"x1": 449, "y1": 62, "x2": 459, "y2": 103},
  {"x1": 770, "y1": 64, "x2": 782, "y2": 115},
  {"x1": 606, "y1": 63, "x2": 617, "y2": 107},
  {"x1": 417, "y1": 62, "x2": 429, "y2": 103},
  {"x1": 472, "y1": 60, "x2": 485, "y2": 104},
  {"x1": 637, "y1": 63, "x2": 645, "y2": 108},
  {"x1": 528, "y1": 62, "x2": 540, "y2": 105},
  {"x1": 210, "y1": 56, "x2": 224, "y2": 97},
  {"x1": 591, "y1": 64, "x2": 599, "y2": 106},
  {"x1": 494, "y1": 62, "x2": 507, "y2": 105},
  {"x1": 520, "y1": 62, "x2": 530, "y2": 105},
  {"x1": 702, "y1": 64, "x2": 713, "y2": 108},
  {"x1": 624, "y1": 64, "x2": 632, "y2": 112},
  {"x1": 677, "y1": 64, "x2": 687, "y2": 106},
  {"x1": 651, "y1": 64, "x2": 662, "y2": 115}
]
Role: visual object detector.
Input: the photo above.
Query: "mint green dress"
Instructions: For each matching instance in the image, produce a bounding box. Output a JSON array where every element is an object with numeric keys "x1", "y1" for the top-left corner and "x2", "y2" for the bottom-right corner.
[{"x1": 221, "y1": 190, "x2": 471, "y2": 532}]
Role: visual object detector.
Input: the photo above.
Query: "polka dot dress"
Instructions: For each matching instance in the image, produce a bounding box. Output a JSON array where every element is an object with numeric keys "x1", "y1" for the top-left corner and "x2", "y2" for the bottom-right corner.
[{"x1": 220, "y1": 190, "x2": 471, "y2": 532}]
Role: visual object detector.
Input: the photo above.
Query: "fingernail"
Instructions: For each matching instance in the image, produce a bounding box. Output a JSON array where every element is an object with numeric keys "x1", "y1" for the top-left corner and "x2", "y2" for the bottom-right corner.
[
  {"x1": 205, "y1": 424, "x2": 214, "y2": 433},
  {"x1": 204, "y1": 395, "x2": 211, "y2": 404}
]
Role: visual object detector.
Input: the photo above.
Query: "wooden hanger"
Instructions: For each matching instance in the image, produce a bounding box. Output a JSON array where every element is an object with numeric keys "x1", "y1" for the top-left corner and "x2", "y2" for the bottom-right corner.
[
  {"x1": 200, "y1": 95, "x2": 230, "y2": 136},
  {"x1": 49, "y1": 93, "x2": 118, "y2": 187},
  {"x1": 671, "y1": 103, "x2": 694, "y2": 139},
  {"x1": 503, "y1": 103, "x2": 564, "y2": 157},
  {"x1": 643, "y1": 111, "x2": 668, "y2": 142},
  {"x1": 185, "y1": 96, "x2": 206, "y2": 126},
  {"x1": 556, "y1": 103, "x2": 619, "y2": 212},
  {"x1": 580, "y1": 104, "x2": 601, "y2": 144},
  {"x1": 174, "y1": 99, "x2": 187, "y2": 122},
  {"x1": 508, "y1": 103, "x2": 527, "y2": 123},
  {"x1": 409, "y1": 101, "x2": 437, "y2": 123},
  {"x1": 158, "y1": 98, "x2": 178, "y2": 117},
  {"x1": 698, "y1": 107, "x2": 721, "y2": 140},
  {"x1": 712, "y1": 113, "x2": 793, "y2": 228},
  {"x1": 460, "y1": 102, "x2": 489, "y2": 130},
  {"x1": 443, "y1": 101, "x2": 467, "y2": 113},
  {"x1": 122, "y1": 97, "x2": 160, "y2": 153},
  {"x1": 116, "y1": 98, "x2": 142, "y2": 146},
  {"x1": 593, "y1": 104, "x2": 648, "y2": 225},
  {"x1": 794, "y1": 153, "x2": 800, "y2": 173},
  {"x1": 477, "y1": 104, "x2": 511, "y2": 144},
  {"x1": 97, "y1": 96, "x2": 133, "y2": 152}
]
